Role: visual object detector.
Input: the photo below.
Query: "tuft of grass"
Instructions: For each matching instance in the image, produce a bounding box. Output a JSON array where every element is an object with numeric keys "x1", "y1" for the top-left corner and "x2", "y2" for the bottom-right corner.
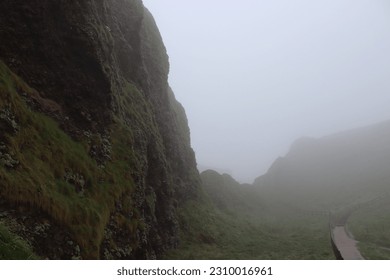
[{"x1": 0, "y1": 223, "x2": 38, "y2": 260}]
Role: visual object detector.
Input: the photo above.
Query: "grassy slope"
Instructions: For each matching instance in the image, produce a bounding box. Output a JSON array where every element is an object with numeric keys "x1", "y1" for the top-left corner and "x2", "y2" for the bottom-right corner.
[
  {"x1": 0, "y1": 61, "x2": 150, "y2": 259},
  {"x1": 166, "y1": 171, "x2": 334, "y2": 259},
  {"x1": 348, "y1": 196, "x2": 390, "y2": 259}
]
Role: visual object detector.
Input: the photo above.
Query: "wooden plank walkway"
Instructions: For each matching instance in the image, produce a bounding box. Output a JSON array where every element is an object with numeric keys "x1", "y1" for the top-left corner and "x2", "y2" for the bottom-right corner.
[{"x1": 332, "y1": 226, "x2": 364, "y2": 260}]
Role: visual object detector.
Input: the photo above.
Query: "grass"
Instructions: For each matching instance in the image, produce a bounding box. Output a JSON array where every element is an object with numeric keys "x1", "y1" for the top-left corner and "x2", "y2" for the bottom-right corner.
[
  {"x1": 0, "y1": 58, "x2": 366, "y2": 260},
  {"x1": 0, "y1": 223, "x2": 38, "y2": 260},
  {"x1": 165, "y1": 174, "x2": 334, "y2": 260},
  {"x1": 166, "y1": 201, "x2": 334, "y2": 259},
  {"x1": 0, "y1": 60, "x2": 152, "y2": 259},
  {"x1": 348, "y1": 195, "x2": 390, "y2": 259},
  {"x1": 356, "y1": 243, "x2": 390, "y2": 260}
]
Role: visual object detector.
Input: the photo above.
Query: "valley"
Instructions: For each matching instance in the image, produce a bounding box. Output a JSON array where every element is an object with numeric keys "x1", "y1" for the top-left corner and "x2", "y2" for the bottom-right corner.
[{"x1": 0, "y1": 0, "x2": 389, "y2": 260}]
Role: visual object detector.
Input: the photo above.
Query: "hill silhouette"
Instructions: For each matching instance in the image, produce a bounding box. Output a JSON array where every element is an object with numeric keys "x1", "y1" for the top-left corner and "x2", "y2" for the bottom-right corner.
[{"x1": 254, "y1": 120, "x2": 390, "y2": 210}]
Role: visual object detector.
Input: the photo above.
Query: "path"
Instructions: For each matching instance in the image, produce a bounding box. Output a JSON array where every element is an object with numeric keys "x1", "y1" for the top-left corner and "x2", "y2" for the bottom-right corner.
[
  {"x1": 331, "y1": 226, "x2": 364, "y2": 260},
  {"x1": 329, "y1": 193, "x2": 390, "y2": 259}
]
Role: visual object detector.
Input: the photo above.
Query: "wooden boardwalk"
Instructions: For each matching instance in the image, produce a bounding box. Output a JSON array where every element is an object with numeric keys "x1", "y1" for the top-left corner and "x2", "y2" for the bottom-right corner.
[{"x1": 331, "y1": 226, "x2": 364, "y2": 260}]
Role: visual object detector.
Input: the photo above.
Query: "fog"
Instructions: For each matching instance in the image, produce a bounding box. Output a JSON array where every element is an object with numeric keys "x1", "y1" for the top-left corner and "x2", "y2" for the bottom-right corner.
[{"x1": 143, "y1": 0, "x2": 390, "y2": 183}]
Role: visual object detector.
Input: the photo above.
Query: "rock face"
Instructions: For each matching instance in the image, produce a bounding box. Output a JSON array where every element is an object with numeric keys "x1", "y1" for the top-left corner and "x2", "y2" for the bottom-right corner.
[{"x1": 0, "y1": 0, "x2": 199, "y2": 259}]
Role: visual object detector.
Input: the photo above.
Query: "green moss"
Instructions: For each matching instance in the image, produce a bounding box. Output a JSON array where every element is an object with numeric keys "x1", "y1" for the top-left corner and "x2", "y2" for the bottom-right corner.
[
  {"x1": 0, "y1": 223, "x2": 38, "y2": 260},
  {"x1": 0, "y1": 61, "x2": 149, "y2": 258}
]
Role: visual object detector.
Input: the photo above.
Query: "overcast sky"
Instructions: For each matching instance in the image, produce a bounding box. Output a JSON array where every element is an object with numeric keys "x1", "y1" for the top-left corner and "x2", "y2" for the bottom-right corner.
[{"x1": 143, "y1": 0, "x2": 390, "y2": 183}]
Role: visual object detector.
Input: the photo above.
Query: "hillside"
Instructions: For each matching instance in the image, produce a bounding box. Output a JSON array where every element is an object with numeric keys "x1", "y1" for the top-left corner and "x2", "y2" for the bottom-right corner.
[
  {"x1": 166, "y1": 170, "x2": 333, "y2": 259},
  {"x1": 348, "y1": 195, "x2": 390, "y2": 259},
  {"x1": 169, "y1": 119, "x2": 390, "y2": 259},
  {"x1": 254, "y1": 120, "x2": 390, "y2": 210},
  {"x1": 0, "y1": 1, "x2": 199, "y2": 259},
  {"x1": 1, "y1": 0, "x2": 388, "y2": 261}
]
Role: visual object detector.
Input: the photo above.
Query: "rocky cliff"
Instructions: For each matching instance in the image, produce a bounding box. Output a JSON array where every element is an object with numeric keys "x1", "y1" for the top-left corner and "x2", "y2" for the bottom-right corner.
[{"x1": 0, "y1": 0, "x2": 199, "y2": 259}]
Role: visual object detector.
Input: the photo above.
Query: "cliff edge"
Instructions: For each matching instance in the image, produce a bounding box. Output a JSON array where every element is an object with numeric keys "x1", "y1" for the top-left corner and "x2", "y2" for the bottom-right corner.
[{"x1": 0, "y1": 0, "x2": 199, "y2": 259}]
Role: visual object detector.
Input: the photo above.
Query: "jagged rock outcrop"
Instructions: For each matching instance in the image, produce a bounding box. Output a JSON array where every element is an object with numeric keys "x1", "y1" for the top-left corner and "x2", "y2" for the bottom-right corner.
[{"x1": 0, "y1": 0, "x2": 199, "y2": 259}]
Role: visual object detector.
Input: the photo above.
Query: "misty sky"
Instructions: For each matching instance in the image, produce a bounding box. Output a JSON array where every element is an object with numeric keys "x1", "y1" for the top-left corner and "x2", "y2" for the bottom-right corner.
[{"x1": 143, "y1": 0, "x2": 390, "y2": 183}]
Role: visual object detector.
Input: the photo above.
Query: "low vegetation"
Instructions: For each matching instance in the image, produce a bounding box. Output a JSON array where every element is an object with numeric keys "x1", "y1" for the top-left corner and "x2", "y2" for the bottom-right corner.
[
  {"x1": 0, "y1": 223, "x2": 37, "y2": 259},
  {"x1": 0, "y1": 61, "x2": 149, "y2": 259},
  {"x1": 166, "y1": 171, "x2": 334, "y2": 259},
  {"x1": 1, "y1": 57, "x2": 388, "y2": 260},
  {"x1": 348, "y1": 195, "x2": 390, "y2": 259}
]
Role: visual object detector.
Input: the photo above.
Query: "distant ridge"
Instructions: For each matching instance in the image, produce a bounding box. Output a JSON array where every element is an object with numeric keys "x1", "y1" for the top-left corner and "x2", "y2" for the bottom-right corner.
[{"x1": 254, "y1": 119, "x2": 390, "y2": 209}]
